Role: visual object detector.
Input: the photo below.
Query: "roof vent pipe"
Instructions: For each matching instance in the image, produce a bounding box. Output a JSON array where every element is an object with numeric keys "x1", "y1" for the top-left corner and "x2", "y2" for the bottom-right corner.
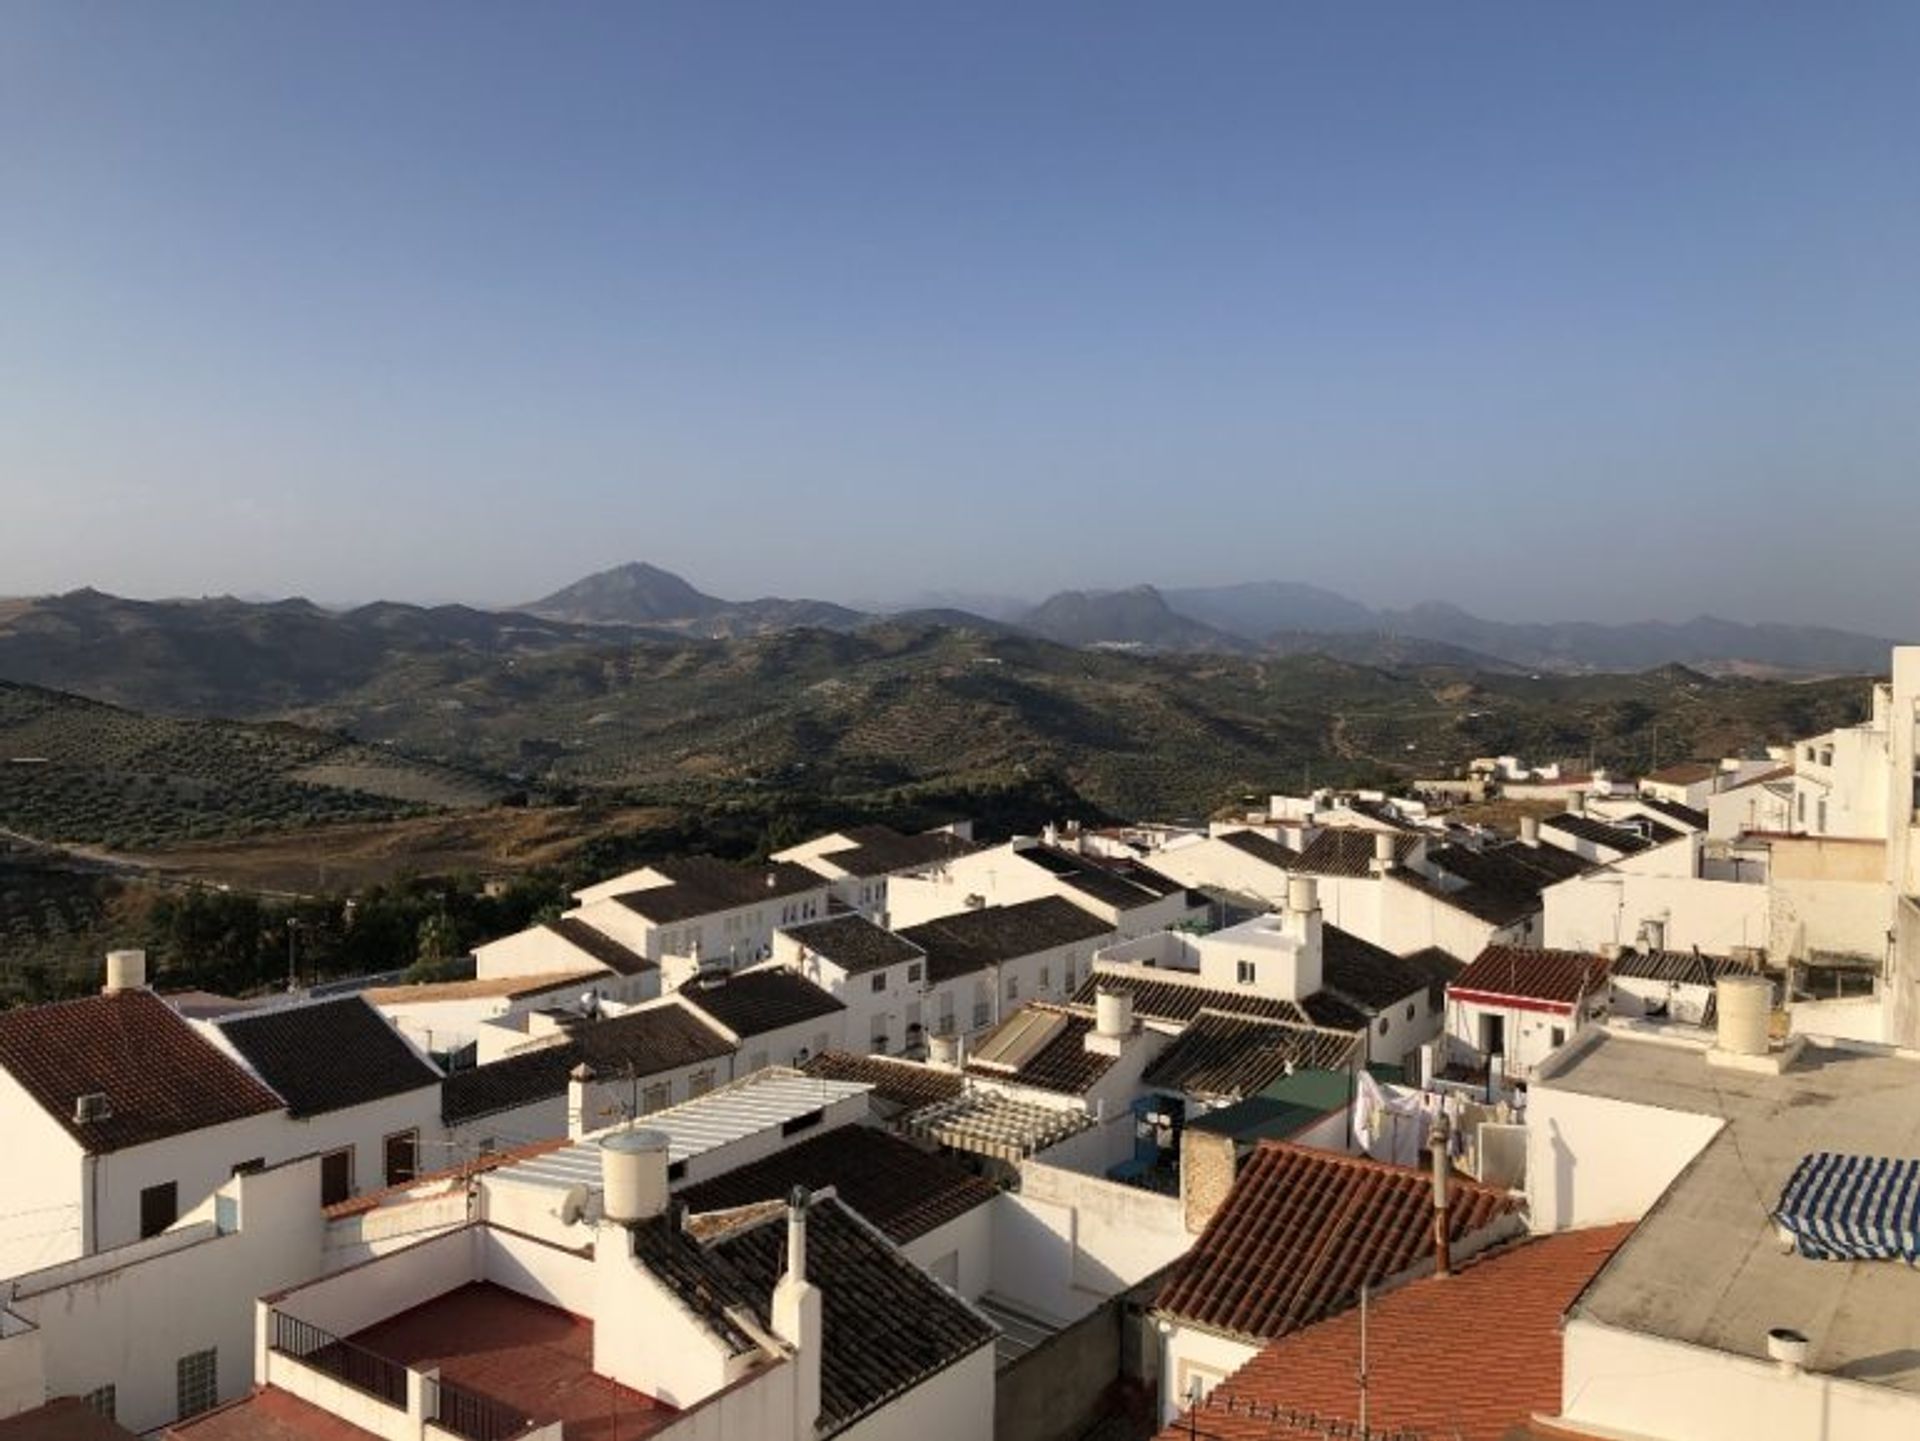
[
  {"x1": 1767, "y1": 1327, "x2": 1809, "y2": 1375},
  {"x1": 1429, "y1": 1111, "x2": 1452, "y2": 1278}
]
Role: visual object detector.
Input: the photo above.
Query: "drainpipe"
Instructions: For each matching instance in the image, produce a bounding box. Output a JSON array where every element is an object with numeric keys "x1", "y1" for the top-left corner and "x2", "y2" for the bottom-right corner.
[{"x1": 1430, "y1": 1111, "x2": 1452, "y2": 1278}]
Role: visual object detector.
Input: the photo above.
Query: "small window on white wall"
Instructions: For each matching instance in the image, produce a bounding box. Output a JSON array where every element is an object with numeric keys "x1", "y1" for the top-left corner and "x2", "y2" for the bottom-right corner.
[{"x1": 1236, "y1": 960, "x2": 1256, "y2": 985}]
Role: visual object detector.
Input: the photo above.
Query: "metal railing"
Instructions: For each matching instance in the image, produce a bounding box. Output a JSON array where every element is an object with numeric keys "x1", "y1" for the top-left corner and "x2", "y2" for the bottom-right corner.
[
  {"x1": 268, "y1": 1310, "x2": 407, "y2": 1410},
  {"x1": 427, "y1": 1375, "x2": 535, "y2": 1441}
]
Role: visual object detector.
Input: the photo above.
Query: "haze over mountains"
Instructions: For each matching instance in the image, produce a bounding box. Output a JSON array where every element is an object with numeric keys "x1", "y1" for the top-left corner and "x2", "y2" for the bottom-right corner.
[
  {"x1": 518, "y1": 561, "x2": 1890, "y2": 676},
  {"x1": 0, "y1": 564, "x2": 1890, "y2": 719}
]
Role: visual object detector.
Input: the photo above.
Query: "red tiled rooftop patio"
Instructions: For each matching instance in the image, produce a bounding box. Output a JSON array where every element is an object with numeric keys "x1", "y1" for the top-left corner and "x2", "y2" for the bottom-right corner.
[{"x1": 347, "y1": 1282, "x2": 676, "y2": 1441}]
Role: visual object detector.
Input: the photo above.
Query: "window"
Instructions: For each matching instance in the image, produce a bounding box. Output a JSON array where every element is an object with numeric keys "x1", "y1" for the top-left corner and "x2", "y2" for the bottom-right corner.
[
  {"x1": 937, "y1": 993, "x2": 955, "y2": 1034},
  {"x1": 907, "y1": 962, "x2": 922, "y2": 984},
  {"x1": 81, "y1": 1385, "x2": 115, "y2": 1421},
  {"x1": 1236, "y1": 959, "x2": 1257, "y2": 986},
  {"x1": 1797, "y1": 793, "x2": 1806, "y2": 824},
  {"x1": 1804, "y1": 745, "x2": 1816, "y2": 761},
  {"x1": 872, "y1": 972, "x2": 888, "y2": 993},
  {"x1": 384, "y1": 1130, "x2": 418, "y2": 1187},
  {"x1": 140, "y1": 1181, "x2": 178, "y2": 1239},
  {"x1": 1551, "y1": 1026, "x2": 1568, "y2": 1049},
  {"x1": 974, "y1": 1000, "x2": 991, "y2": 1029},
  {"x1": 1817, "y1": 799, "x2": 1828, "y2": 833},
  {"x1": 1405, "y1": 1002, "x2": 1416, "y2": 1021},
  {"x1": 688, "y1": 1068, "x2": 716, "y2": 1098},
  {"x1": 1376, "y1": 1016, "x2": 1390, "y2": 1036},
  {"x1": 1040, "y1": 965, "x2": 1052, "y2": 992},
  {"x1": 870, "y1": 1015, "x2": 889, "y2": 1053},
  {"x1": 1005, "y1": 974, "x2": 1019, "y2": 1002},
  {"x1": 320, "y1": 1148, "x2": 354, "y2": 1207},
  {"x1": 176, "y1": 1348, "x2": 217, "y2": 1420},
  {"x1": 641, "y1": 1081, "x2": 671, "y2": 1113}
]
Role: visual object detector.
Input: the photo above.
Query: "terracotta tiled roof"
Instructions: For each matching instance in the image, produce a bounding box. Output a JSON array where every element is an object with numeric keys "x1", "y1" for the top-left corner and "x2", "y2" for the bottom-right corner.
[
  {"x1": 802, "y1": 1050, "x2": 965, "y2": 1111},
  {"x1": 1143, "y1": 1011, "x2": 1361, "y2": 1102},
  {"x1": 363, "y1": 971, "x2": 601, "y2": 1005},
  {"x1": 1153, "y1": 1143, "x2": 1522, "y2": 1344},
  {"x1": 782, "y1": 913, "x2": 925, "y2": 975},
  {"x1": 1293, "y1": 831, "x2": 1420, "y2": 879},
  {"x1": 613, "y1": 857, "x2": 823, "y2": 923},
  {"x1": 676, "y1": 968, "x2": 844, "y2": 1039},
  {"x1": 441, "y1": 1002, "x2": 733, "y2": 1125},
  {"x1": 1071, "y1": 973, "x2": 1310, "y2": 1027},
  {"x1": 1157, "y1": 1224, "x2": 1634, "y2": 1441},
  {"x1": 710, "y1": 1196, "x2": 997, "y2": 1432},
  {"x1": 965, "y1": 1004, "x2": 1117, "y2": 1096},
  {"x1": 816, "y1": 825, "x2": 982, "y2": 878},
  {"x1": 0, "y1": 989, "x2": 283, "y2": 1153},
  {"x1": 1215, "y1": 830, "x2": 1300, "y2": 870},
  {"x1": 1450, "y1": 946, "x2": 1611, "y2": 1010},
  {"x1": 678, "y1": 1124, "x2": 997, "y2": 1243},
  {"x1": 1541, "y1": 812, "x2": 1652, "y2": 854},
  {"x1": 1320, "y1": 928, "x2": 1459, "y2": 1012},
  {"x1": 900, "y1": 897, "x2": 1114, "y2": 983},
  {"x1": 220, "y1": 997, "x2": 440, "y2": 1118},
  {"x1": 544, "y1": 916, "x2": 657, "y2": 975}
]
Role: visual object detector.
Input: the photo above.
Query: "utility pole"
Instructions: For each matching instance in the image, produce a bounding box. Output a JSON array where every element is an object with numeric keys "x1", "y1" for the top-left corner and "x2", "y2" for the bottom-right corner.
[{"x1": 285, "y1": 918, "x2": 300, "y2": 991}]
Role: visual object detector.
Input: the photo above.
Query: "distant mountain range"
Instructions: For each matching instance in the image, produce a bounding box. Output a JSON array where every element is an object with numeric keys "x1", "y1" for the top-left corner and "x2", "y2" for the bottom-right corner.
[
  {"x1": 0, "y1": 563, "x2": 1890, "y2": 732},
  {"x1": 525, "y1": 561, "x2": 866, "y2": 637}
]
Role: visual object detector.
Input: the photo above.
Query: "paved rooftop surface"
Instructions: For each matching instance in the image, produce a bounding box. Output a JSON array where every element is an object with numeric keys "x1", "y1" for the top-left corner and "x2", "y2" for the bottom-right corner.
[
  {"x1": 166, "y1": 1387, "x2": 379, "y2": 1440},
  {"x1": 351, "y1": 1282, "x2": 673, "y2": 1440},
  {"x1": 1545, "y1": 1031, "x2": 1920, "y2": 1390}
]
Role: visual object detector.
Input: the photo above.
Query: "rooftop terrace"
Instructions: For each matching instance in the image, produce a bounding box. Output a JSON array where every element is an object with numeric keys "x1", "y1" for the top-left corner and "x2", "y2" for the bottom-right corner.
[{"x1": 1542, "y1": 1030, "x2": 1920, "y2": 1390}]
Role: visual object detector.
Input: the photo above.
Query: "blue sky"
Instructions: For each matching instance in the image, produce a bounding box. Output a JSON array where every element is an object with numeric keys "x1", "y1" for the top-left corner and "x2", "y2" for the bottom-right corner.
[{"x1": 4, "y1": 3, "x2": 1917, "y2": 631}]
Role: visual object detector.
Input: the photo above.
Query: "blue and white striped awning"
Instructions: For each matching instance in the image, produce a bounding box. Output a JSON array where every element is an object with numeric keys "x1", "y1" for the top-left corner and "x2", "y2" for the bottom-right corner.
[{"x1": 1773, "y1": 1152, "x2": 1920, "y2": 1263}]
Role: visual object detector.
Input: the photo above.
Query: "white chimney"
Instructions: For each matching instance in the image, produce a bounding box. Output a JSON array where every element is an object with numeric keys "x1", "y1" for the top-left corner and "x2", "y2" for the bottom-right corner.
[
  {"x1": 599, "y1": 1128, "x2": 671, "y2": 1223},
  {"x1": 1370, "y1": 832, "x2": 1397, "y2": 875},
  {"x1": 1285, "y1": 876, "x2": 1324, "y2": 997},
  {"x1": 773, "y1": 1186, "x2": 823, "y2": 1439},
  {"x1": 1430, "y1": 1110, "x2": 1453, "y2": 1277},
  {"x1": 926, "y1": 1032, "x2": 962, "y2": 1068},
  {"x1": 1518, "y1": 816, "x2": 1541, "y2": 848},
  {"x1": 103, "y1": 949, "x2": 147, "y2": 996},
  {"x1": 1567, "y1": 788, "x2": 1587, "y2": 815},
  {"x1": 1086, "y1": 988, "x2": 1135, "y2": 1056}
]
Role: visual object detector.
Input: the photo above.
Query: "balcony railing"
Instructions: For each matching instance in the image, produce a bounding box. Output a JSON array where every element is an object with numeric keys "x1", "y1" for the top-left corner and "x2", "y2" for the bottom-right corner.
[
  {"x1": 428, "y1": 1375, "x2": 535, "y2": 1440},
  {"x1": 269, "y1": 1310, "x2": 407, "y2": 1410}
]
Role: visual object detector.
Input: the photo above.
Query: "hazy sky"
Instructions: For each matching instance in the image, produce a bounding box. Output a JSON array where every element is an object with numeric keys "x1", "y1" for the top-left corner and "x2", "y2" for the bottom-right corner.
[{"x1": 4, "y1": 4, "x2": 1918, "y2": 632}]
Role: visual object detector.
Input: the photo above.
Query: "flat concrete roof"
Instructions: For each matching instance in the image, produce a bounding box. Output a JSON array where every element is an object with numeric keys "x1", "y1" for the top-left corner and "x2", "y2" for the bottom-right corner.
[{"x1": 1544, "y1": 1030, "x2": 1920, "y2": 1391}]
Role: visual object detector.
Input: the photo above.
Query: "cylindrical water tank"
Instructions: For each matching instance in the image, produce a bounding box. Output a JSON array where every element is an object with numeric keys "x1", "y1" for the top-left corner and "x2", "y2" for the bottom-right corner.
[
  {"x1": 1373, "y1": 832, "x2": 1396, "y2": 868},
  {"x1": 1287, "y1": 876, "x2": 1319, "y2": 914},
  {"x1": 1715, "y1": 975, "x2": 1772, "y2": 1056},
  {"x1": 1095, "y1": 987, "x2": 1134, "y2": 1037},
  {"x1": 600, "y1": 1128, "x2": 671, "y2": 1223},
  {"x1": 104, "y1": 949, "x2": 147, "y2": 995}
]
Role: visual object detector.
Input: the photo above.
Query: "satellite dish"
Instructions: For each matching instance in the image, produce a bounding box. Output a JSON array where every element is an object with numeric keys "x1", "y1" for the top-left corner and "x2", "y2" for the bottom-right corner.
[{"x1": 558, "y1": 1184, "x2": 590, "y2": 1226}]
